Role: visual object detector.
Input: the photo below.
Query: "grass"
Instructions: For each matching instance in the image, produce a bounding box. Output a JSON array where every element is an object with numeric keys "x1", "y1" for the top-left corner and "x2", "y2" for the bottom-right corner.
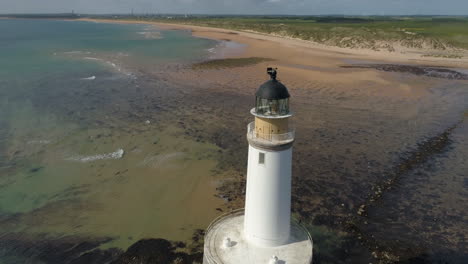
[{"x1": 94, "y1": 15, "x2": 468, "y2": 52}]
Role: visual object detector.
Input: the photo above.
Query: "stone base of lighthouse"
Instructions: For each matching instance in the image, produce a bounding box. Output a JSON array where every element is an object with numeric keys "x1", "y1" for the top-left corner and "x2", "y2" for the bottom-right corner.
[{"x1": 203, "y1": 210, "x2": 313, "y2": 264}]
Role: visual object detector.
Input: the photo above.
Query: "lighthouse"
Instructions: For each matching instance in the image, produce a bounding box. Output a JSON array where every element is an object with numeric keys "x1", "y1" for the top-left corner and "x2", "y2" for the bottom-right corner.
[{"x1": 203, "y1": 68, "x2": 313, "y2": 264}]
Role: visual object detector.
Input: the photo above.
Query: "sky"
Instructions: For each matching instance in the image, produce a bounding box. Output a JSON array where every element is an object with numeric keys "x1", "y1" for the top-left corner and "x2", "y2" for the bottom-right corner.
[{"x1": 1, "y1": 0, "x2": 468, "y2": 15}]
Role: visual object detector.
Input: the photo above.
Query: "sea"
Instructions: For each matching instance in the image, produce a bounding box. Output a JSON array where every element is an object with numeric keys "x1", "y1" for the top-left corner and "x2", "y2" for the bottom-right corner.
[{"x1": 0, "y1": 19, "x2": 227, "y2": 262}]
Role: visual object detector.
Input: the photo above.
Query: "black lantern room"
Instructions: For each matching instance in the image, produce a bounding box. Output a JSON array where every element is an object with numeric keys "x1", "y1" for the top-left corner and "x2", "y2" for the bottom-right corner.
[{"x1": 255, "y1": 68, "x2": 290, "y2": 116}]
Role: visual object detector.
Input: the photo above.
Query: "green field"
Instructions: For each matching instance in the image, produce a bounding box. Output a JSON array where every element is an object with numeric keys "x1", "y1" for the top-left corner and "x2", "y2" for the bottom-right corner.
[{"x1": 101, "y1": 15, "x2": 468, "y2": 53}]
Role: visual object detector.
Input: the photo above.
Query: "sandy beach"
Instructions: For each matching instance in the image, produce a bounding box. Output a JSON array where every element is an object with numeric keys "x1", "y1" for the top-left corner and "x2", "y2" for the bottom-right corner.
[
  {"x1": 80, "y1": 18, "x2": 468, "y2": 101},
  {"x1": 81, "y1": 18, "x2": 468, "y2": 65}
]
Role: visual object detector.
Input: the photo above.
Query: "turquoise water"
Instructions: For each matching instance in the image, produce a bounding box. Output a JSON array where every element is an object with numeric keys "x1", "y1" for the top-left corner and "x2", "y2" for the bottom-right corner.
[
  {"x1": 0, "y1": 19, "x2": 215, "y2": 118},
  {"x1": 0, "y1": 19, "x2": 224, "y2": 261},
  {"x1": 0, "y1": 19, "x2": 213, "y2": 74}
]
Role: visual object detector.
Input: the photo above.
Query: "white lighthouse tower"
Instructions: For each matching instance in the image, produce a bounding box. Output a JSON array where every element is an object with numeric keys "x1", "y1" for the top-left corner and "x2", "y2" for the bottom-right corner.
[{"x1": 203, "y1": 68, "x2": 313, "y2": 264}]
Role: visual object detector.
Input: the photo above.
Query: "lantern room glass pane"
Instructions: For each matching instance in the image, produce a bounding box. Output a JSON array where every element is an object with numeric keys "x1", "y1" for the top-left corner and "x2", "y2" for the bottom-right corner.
[{"x1": 255, "y1": 97, "x2": 289, "y2": 116}]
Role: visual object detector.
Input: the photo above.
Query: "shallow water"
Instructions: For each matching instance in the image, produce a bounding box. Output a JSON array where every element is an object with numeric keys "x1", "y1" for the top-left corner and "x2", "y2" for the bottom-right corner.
[{"x1": 0, "y1": 19, "x2": 224, "y2": 259}]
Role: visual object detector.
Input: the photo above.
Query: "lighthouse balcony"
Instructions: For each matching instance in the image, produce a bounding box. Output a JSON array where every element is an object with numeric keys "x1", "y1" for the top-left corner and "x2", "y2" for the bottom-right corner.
[{"x1": 247, "y1": 122, "x2": 295, "y2": 148}]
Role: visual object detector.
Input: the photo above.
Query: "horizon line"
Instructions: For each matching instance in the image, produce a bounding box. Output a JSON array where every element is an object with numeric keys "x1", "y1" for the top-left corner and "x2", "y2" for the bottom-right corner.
[{"x1": 1, "y1": 13, "x2": 468, "y2": 17}]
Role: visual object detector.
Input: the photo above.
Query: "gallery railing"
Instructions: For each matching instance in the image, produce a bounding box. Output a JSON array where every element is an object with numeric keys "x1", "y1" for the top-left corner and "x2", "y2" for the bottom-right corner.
[{"x1": 246, "y1": 121, "x2": 295, "y2": 144}]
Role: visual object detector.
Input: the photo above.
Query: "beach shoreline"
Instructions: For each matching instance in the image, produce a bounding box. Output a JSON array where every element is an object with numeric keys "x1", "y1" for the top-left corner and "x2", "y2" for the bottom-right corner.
[{"x1": 78, "y1": 18, "x2": 468, "y2": 70}]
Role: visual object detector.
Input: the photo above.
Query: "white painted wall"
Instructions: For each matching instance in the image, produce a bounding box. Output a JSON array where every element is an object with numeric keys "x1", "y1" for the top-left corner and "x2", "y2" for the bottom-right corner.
[{"x1": 244, "y1": 144, "x2": 292, "y2": 247}]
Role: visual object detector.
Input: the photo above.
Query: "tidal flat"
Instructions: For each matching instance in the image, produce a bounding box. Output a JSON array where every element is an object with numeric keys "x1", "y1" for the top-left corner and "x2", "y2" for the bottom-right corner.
[{"x1": 1, "y1": 18, "x2": 468, "y2": 264}]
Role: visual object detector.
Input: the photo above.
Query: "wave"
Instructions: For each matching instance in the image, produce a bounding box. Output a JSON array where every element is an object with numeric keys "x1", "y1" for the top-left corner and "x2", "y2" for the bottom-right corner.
[
  {"x1": 83, "y1": 57, "x2": 124, "y2": 73},
  {"x1": 65, "y1": 53, "x2": 133, "y2": 77},
  {"x1": 83, "y1": 57, "x2": 100, "y2": 61},
  {"x1": 137, "y1": 31, "x2": 163, "y2": 39},
  {"x1": 206, "y1": 40, "x2": 246, "y2": 59},
  {"x1": 107, "y1": 61, "x2": 118, "y2": 69},
  {"x1": 63, "y1": 51, "x2": 91, "y2": 55},
  {"x1": 67, "y1": 149, "x2": 124, "y2": 163},
  {"x1": 81, "y1": 76, "x2": 96, "y2": 80}
]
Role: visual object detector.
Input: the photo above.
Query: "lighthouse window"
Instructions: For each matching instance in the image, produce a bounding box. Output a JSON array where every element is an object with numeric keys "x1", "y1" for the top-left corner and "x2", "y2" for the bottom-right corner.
[
  {"x1": 258, "y1": 152, "x2": 265, "y2": 164},
  {"x1": 255, "y1": 97, "x2": 289, "y2": 116}
]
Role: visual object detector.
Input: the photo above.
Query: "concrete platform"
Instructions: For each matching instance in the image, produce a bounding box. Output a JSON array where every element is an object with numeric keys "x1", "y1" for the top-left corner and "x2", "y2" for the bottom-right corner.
[{"x1": 203, "y1": 210, "x2": 313, "y2": 264}]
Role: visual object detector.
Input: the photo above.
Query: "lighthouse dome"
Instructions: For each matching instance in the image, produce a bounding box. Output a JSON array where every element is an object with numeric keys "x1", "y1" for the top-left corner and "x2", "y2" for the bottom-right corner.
[
  {"x1": 256, "y1": 79, "x2": 290, "y2": 100},
  {"x1": 255, "y1": 68, "x2": 290, "y2": 116}
]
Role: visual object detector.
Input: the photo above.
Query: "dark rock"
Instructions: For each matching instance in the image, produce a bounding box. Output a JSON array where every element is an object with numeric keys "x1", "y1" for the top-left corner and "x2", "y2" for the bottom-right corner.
[
  {"x1": 30, "y1": 167, "x2": 43, "y2": 173},
  {"x1": 111, "y1": 239, "x2": 176, "y2": 264}
]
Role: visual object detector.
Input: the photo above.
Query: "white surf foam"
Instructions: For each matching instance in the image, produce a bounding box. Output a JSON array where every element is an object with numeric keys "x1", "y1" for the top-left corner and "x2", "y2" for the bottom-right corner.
[
  {"x1": 137, "y1": 31, "x2": 163, "y2": 39},
  {"x1": 64, "y1": 51, "x2": 91, "y2": 55},
  {"x1": 83, "y1": 57, "x2": 124, "y2": 73},
  {"x1": 84, "y1": 57, "x2": 100, "y2": 61},
  {"x1": 83, "y1": 57, "x2": 101, "y2": 60},
  {"x1": 67, "y1": 149, "x2": 125, "y2": 163},
  {"x1": 28, "y1": 140, "x2": 52, "y2": 145},
  {"x1": 107, "y1": 61, "x2": 118, "y2": 69}
]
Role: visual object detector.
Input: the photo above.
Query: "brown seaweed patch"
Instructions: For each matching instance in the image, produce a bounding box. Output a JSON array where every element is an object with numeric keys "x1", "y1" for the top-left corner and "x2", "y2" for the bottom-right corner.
[
  {"x1": 192, "y1": 57, "x2": 274, "y2": 69},
  {"x1": 358, "y1": 114, "x2": 466, "y2": 217},
  {"x1": 341, "y1": 64, "x2": 468, "y2": 80},
  {"x1": 0, "y1": 233, "x2": 121, "y2": 264},
  {"x1": 110, "y1": 238, "x2": 202, "y2": 264},
  {"x1": 0, "y1": 231, "x2": 205, "y2": 264},
  {"x1": 346, "y1": 113, "x2": 467, "y2": 263},
  {"x1": 359, "y1": 124, "x2": 455, "y2": 216}
]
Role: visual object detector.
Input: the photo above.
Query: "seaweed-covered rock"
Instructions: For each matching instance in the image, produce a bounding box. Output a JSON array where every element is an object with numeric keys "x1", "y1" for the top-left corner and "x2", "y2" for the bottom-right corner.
[{"x1": 111, "y1": 239, "x2": 176, "y2": 264}]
